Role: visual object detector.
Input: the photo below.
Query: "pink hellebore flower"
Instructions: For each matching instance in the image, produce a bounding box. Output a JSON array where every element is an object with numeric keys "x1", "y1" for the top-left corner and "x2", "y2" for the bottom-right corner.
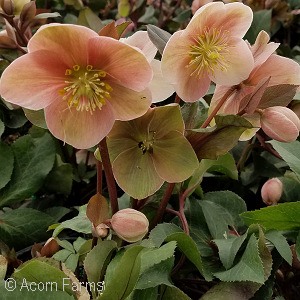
[
  {"x1": 121, "y1": 31, "x2": 175, "y2": 103},
  {"x1": 210, "y1": 30, "x2": 300, "y2": 116},
  {"x1": 161, "y1": 2, "x2": 254, "y2": 102},
  {"x1": 0, "y1": 24, "x2": 153, "y2": 148}
]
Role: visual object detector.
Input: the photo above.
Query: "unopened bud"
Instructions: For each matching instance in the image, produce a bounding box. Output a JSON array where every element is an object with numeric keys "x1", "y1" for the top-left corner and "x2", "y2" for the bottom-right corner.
[
  {"x1": 260, "y1": 106, "x2": 300, "y2": 142},
  {"x1": 0, "y1": 0, "x2": 14, "y2": 15},
  {"x1": 110, "y1": 208, "x2": 149, "y2": 243},
  {"x1": 92, "y1": 223, "x2": 109, "y2": 238},
  {"x1": 40, "y1": 237, "x2": 60, "y2": 257},
  {"x1": 261, "y1": 178, "x2": 283, "y2": 205}
]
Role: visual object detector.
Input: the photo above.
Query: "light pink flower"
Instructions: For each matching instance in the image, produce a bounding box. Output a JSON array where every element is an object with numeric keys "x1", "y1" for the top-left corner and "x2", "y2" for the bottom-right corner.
[
  {"x1": 121, "y1": 31, "x2": 174, "y2": 103},
  {"x1": 191, "y1": 0, "x2": 213, "y2": 15},
  {"x1": 161, "y1": 2, "x2": 254, "y2": 102},
  {"x1": 0, "y1": 24, "x2": 153, "y2": 148},
  {"x1": 210, "y1": 31, "x2": 300, "y2": 116}
]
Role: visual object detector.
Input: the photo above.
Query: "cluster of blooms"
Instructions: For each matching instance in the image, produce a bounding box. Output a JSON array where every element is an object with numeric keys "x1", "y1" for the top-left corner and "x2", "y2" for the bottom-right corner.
[{"x1": 0, "y1": 1, "x2": 300, "y2": 200}]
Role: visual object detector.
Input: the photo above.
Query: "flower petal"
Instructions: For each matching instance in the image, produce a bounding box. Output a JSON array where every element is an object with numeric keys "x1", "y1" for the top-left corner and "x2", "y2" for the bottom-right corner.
[
  {"x1": 152, "y1": 131, "x2": 198, "y2": 182},
  {"x1": 88, "y1": 36, "x2": 153, "y2": 92},
  {"x1": 161, "y1": 31, "x2": 211, "y2": 102},
  {"x1": 249, "y1": 54, "x2": 300, "y2": 87},
  {"x1": 251, "y1": 30, "x2": 279, "y2": 68},
  {"x1": 148, "y1": 59, "x2": 175, "y2": 103},
  {"x1": 188, "y1": 2, "x2": 252, "y2": 38},
  {"x1": 0, "y1": 50, "x2": 67, "y2": 109},
  {"x1": 45, "y1": 99, "x2": 115, "y2": 149},
  {"x1": 108, "y1": 84, "x2": 151, "y2": 121},
  {"x1": 112, "y1": 148, "x2": 164, "y2": 199},
  {"x1": 210, "y1": 38, "x2": 254, "y2": 85},
  {"x1": 28, "y1": 24, "x2": 98, "y2": 66},
  {"x1": 121, "y1": 31, "x2": 157, "y2": 62},
  {"x1": 149, "y1": 104, "x2": 184, "y2": 137}
]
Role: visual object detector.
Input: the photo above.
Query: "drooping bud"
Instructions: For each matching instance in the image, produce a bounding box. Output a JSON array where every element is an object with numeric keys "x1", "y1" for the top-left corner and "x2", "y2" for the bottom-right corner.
[
  {"x1": 110, "y1": 208, "x2": 149, "y2": 243},
  {"x1": 261, "y1": 178, "x2": 283, "y2": 205},
  {"x1": 92, "y1": 223, "x2": 109, "y2": 238},
  {"x1": 260, "y1": 106, "x2": 300, "y2": 142},
  {"x1": 0, "y1": 0, "x2": 14, "y2": 16}
]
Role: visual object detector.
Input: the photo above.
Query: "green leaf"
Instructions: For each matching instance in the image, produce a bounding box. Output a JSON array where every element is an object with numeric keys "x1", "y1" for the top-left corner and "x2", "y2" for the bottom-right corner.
[
  {"x1": 84, "y1": 240, "x2": 117, "y2": 292},
  {"x1": 0, "y1": 119, "x2": 4, "y2": 136},
  {"x1": 200, "y1": 191, "x2": 247, "y2": 239},
  {"x1": 135, "y1": 257, "x2": 174, "y2": 289},
  {"x1": 0, "y1": 280, "x2": 74, "y2": 300},
  {"x1": 265, "y1": 230, "x2": 292, "y2": 265},
  {"x1": 269, "y1": 140, "x2": 300, "y2": 179},
  {"x1": 245, "y1": 10, "x2": 272, "y2": 44},
  {"x1": 52, "y1": 205, "x2": 91, "y2": 236},
  {"x1": 214, "y1": 234, "x2": 265, "y2": 283},
  {"x1": 0, "y1": 133, "x2": 56, "y2": 207},
  {"x1": 44, "y1": 155, "x2": 73, "y2": 195},
  {"x1": 165, "y1": 233, "x2": 204, "y2": 276},
  {"x1": 147, "y1": 24, "x2": 171, "y2": 55},
  {"x1": 13, "y1": 258, "x2": 74, "y2": 295},
  {"x1": 161, "y1": 285, "x2": 192, "y2": 300},
  {"x1": 148, "y1": 223, "x2": 183, "y2": 247},
  {"x1": 200, "y1": 282, "x2": 258, "y2": 300},
  {"x1": 0, "y1": 142, "x2": 14, "y2": 190},
  {"x1": 138, "y1": 6, "x2": 157, "y2": 24},
  {"x1": 100, "y1": 245, "x2": 144, "y2": 300},
  {"x1": 0, "y1": 208, "x2": 55, "y2": 250},
  {"x1": 241, "y1": 202, "x2": 300, "y2": 230},
  {"x1": 188, "y1": 153, "x2": 238, "y2": 194},
  {"x1": 214, "y1": 233, "x2": 248, "y2": 269},
  {"x1": 23, "y1": 108, "x2": 47, "y2": 129},
  {"x1": 189, "y1": 115, "x2": 252, "y2": 159},
  {"x1": 77, "y1": 7, "x2": 103, "y2": 32},
  {"x1": 296, "y1": 231, "x2": 300, "y2": 261},
  {"x1": 34, "y1": 12, "x2": 61, "y2": 19},
  {"x1": 129, "y1": 287, "x2": 158, "y2": 300}
]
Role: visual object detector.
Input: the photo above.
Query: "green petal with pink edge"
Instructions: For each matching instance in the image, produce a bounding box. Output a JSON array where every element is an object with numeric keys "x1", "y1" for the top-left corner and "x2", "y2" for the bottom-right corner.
[
  {"x1": 149, "y1": 104, "x2": 185, "y2": 138},
  {"x1": 112, "y1": 147, "x2": 164, "y2": 199},
  {"x1": 152, "y1": 131, "x2": 198, "y2": 182}
]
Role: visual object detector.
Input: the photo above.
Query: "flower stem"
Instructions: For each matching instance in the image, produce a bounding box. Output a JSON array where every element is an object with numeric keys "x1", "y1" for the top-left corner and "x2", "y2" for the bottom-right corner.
[
  {"x1": 201, "y1": 86, "x2": 237, "y2": 128},
  {"x1": 96, "y1": 159, "x2": 103, "y2": 195},
  {"x1": 99, "y1": 138, "x2": 119, "y2": 214},
  {"x1": 150, "y1": 182, "x2": 175, "y2": 230}
]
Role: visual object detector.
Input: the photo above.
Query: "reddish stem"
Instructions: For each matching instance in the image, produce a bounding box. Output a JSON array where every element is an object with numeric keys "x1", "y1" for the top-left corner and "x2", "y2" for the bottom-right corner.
[
  {"x1": 201, "y1": 86, "x2": 237, "y2": 128},
  {"x1": 150, "y1": 183, "x2": 175, "y2": 230},
  {"x1": 99, "y1": 138, "x2": 119, "y2": 214}
]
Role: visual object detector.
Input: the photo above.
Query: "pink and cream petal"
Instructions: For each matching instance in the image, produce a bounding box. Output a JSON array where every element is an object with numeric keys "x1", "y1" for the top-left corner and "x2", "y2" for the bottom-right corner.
[
  {"x1": 0, "y1": 50, "x2": 67, "y2": 109},
  {"x1": 251, "y1": 30, "x2": 279, "y2": 68},
  {"x1": 210, "y1": 38, "x2": 254, "y2": 86},
  {"x1": 44, "y1": 99, "x2": 115, "y2": 149},
  {"x1": 108, "y1": 84, "x2": 151, "y2": 121},
  {"x1": 28, "y1": 24, "x2": 97, "y2": 67},
  {"x1": 112, "y1": 148, "x2": 164, "y2": 199},
  {"x1": 152, "y1": 131, "x2": 198, "y2": 182},
  {"x1": 148, "y1": 59, "x2": 175, "y2": 103},
  {"x1": 249, "y1": 55, "x2": 300, "y2": 87},
  {"x1": 121, "y1": 31, "x2": 157, "y2": 62},
  {"x1": 161, "y1": 30, "x2": 192, "y2": 85},
  {"x1": 88, "y1": 37, "x2": 153, "y2": 92}
]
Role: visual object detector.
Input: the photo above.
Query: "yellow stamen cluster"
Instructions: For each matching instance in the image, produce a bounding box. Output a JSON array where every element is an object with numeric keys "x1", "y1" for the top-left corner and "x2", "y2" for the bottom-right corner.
[
  {"x1": 188, "y1": 27, "x2": 229, "y2": 77},
  {"x1": 60, "y1": 65, "x2": 112, "y2": 113},
  {"x1": 138, "y1": 131, "x2": 156, "y2": 155}
]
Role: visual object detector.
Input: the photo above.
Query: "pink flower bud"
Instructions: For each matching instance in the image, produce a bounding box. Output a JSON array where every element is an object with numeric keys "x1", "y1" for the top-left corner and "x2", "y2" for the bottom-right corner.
[
  {"x1": 261, "y1": 178, "x2": 283, "y2": 205},
  {"x1": 260, "y1": 106, "x2": 300, "y2": 142},
  {"x1": 110, "y1": 208, "x2": 149, "y2": 243}
]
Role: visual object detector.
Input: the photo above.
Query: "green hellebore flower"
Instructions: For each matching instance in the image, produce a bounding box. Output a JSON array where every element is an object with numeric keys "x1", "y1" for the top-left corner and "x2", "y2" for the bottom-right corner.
[{"x1": 107, "y1": 104, "x2": 199, "y2": 199}]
